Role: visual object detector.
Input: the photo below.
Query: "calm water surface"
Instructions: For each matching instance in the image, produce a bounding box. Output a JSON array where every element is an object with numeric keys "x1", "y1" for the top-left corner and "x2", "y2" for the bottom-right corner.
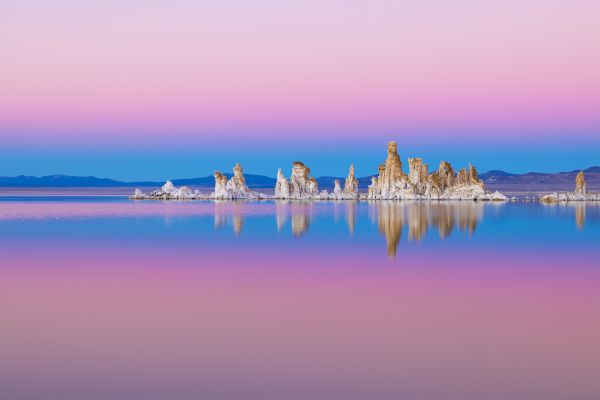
[{"x1": 1, "y1": 196, "x2": 599, "y2": 400}]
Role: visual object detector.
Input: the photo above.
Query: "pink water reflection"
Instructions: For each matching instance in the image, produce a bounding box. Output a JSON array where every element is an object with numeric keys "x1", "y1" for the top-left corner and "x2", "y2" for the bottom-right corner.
[
  {"x1": 0, "y1": 200, "x2": 277, "y2": 220},
  {"x1": 1, "y1": 245, "x2": 598, "y2": 400}
]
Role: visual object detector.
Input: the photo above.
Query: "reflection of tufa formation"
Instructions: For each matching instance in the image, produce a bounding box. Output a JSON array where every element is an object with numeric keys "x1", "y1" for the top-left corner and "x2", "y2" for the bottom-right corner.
[
  {"x1": 373, "y1": 201, "x2": 486, "y2": 257},
  {"x1": 131, "y1": 141, "x2": 506, "y2": 201},
  {"x1": 540, "y1": 171, "x2": 599, "y2": 202}
]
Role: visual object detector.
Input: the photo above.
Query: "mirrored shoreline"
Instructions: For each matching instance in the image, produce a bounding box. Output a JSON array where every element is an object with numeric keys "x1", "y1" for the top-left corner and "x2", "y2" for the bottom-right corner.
[{"x1": 3, "y1": 198, "x2": 596, "y2": 258}]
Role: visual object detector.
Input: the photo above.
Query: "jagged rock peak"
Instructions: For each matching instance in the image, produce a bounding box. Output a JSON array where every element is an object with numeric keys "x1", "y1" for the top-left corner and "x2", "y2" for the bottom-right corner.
[
  {"x1": 380, "y1": 141, "x2": 405, "y2": 190},
  {"x1": 233, "y1": 163, "x2": 246, "y2": 185},
  {"x1": 344, "y1": 164, "x2": 359, "y2": 197}
]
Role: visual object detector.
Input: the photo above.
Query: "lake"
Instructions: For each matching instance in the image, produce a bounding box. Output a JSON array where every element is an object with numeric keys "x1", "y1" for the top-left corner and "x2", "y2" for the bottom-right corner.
[{"x1": 1, "y1": 196, "x2": 599, "y2": 400}]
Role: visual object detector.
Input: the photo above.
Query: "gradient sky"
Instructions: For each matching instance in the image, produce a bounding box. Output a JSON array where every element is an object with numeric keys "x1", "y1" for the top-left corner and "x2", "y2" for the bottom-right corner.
[{"x1": 1, "y1": 0, "x2": 599, "y2": 180}]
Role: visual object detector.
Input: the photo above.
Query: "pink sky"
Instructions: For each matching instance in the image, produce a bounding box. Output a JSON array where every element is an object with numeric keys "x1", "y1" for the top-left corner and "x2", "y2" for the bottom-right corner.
[{"x1": 1, "y1": 0, "x2": 599, "y2": 146}]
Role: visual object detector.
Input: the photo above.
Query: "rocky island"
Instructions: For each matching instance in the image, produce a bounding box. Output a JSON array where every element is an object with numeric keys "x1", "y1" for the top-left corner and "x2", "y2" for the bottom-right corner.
[
  {"x1": 539, "y1": 171, "x2": 599, "y2": 202},
  {"x1": 131, "y1": 163, "x2": 264, "y2": 200},
  {"x1": 366, "y1": 142, "x2": 506, "y2": 201},
  {"x1": 274, "y1": 162, "x2": 358, "y2": 200},
  {"x1": 130, "y1": 141, "x2": 506, "y2": 201}
]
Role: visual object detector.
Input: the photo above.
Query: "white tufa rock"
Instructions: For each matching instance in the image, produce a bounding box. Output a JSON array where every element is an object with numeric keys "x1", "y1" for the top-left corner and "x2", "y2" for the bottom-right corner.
[
  {"x1": 275, "y1": 169, "x2": 290, "y2": 199},
  {"x1": 130, "y1": 163, "x2": 263, "y2": 200},
  {"x1": 333, "y1": 180, "x2": 342, "y2": 195},
  {"x1": 274, "y1": 162, "x2": 359, "y2": 200},
  {"x1": 343, "y1": 164, "x2": 359, "y2": 199},
  {"x1": 212, "y1": 163, "x2": 260, "y2": 200},
  {"x1": 130, "y1": 180, "x2": 198, "y2": 200}
]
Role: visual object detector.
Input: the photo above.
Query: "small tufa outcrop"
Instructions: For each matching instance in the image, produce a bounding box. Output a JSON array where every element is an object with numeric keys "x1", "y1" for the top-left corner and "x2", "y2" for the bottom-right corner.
[
  {"x1": 331, "y1": 165, "x2": 361, "y2": 200},
  {"x1": 540, "y1": 171, "x2": 598, "y2": 202},
  {"x1": 130, "y1": 180, "x2": 201, "y2": 200}
]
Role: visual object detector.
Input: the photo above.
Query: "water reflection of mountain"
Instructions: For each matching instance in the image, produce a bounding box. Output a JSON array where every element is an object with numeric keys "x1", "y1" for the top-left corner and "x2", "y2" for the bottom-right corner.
[{"x1": 371, "y1": 201, "x2": 485, "y2": 257}]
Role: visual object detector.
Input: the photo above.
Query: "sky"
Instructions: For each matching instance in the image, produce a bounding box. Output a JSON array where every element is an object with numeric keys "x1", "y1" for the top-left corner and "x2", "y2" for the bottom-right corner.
[{"x1": 1, "y1": 0, "x2": 599, "y2": 180}]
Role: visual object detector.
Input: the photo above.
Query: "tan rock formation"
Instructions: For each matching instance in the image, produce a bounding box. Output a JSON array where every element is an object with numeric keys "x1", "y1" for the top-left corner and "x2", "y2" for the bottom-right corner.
[
  {"x1": 213, "y1": 171, "x2": 228, "y2": 198},
  {"x1": 367, "y1": 141, "x2": 503, "y2": 200},
  {"x1": 438, "y1": 161, "x2": 455, "y2": 189},
  {"x1": 468, "y1": 164, "x2": 483, "y2": 187},
  {"x1": 276, "y1": 161, "x2": 319, "y2": 199},
  {"x1": 576, "y1": 171, "x2": 586, "y2": 194},
  {"x1": 379, "y1": 141, "x2": 406, "y2": 197},
  {"x1": 407, "y1": 158, "x2": 428, "y2": 186}
]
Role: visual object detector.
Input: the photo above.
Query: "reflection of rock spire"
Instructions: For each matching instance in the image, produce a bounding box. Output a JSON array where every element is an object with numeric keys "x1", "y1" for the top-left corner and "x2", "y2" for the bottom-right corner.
[
  {"x1": 377, "y1": 201, "x2": 404, "y2": 258},
  {"x1": 290, "y1": 202, "x2": 311, "y2": 237},
  {"x1": 214, "y1": 200, "x2": 226, "y2": 229},
  {"x1": 275, "y1": 200, "x2": 288, "y2": 232},
  {"x1": 345, "y1": 201, "x2": 356, "y2": 235},
  {"x1": 232, "y1": 216, "x2": 243, "y2": 235},
  {"x1": 213, "y1": 201, "x2": 245, "y2": 235},
  {"x1": 456, "y1": 203, "x2": 481, "y2": 235},
  {"x1": 374, "y1": 202, "x2": 487, "y2": 258},
  {"x1": 430, "y1": 204, "x2": 455, "y2": 239},
  {"x1": 575, "y1": 203, "x2": 585, "y2": 230},
  {"x1": 407, "y1": 203, "x2": 428, "y2": 241}
]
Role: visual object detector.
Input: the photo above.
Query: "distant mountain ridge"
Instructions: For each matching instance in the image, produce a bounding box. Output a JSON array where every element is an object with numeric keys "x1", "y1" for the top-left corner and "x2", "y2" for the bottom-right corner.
[
  {"x1": 479, "y1": 166, "x2": 600, "y2": 180},
  {"x1": 479, "y1": 166, "x2": 600, "y2": 192},
  {"x1": 1, "y1": 166, "x2": 598, "y2": 192},
  {"x1": 0, "y1": 174, "x2": 276, "y2": 188}
]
